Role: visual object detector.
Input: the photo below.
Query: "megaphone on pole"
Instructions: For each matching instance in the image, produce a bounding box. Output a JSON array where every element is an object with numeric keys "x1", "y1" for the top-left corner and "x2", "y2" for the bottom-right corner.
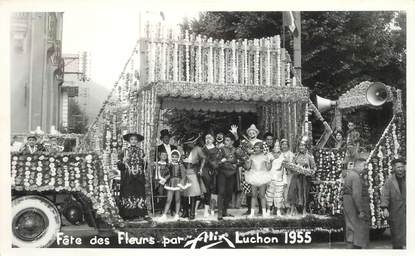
[
  {"x1": 366, "y1": 82, "x2": 388, "y2": 106},
  {"x1": 316, "y1": 95, "x2": 337, "y2": 113}
]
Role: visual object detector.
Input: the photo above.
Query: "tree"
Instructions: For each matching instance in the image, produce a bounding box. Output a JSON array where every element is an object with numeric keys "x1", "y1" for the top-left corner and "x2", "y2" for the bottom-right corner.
[
  {"x1": 168, "y1": 11, "x2": 406, "y2": 137},
  {"x1": 186, "y1": 11, "x2": 405, "y2": 98},
  {"x1": 68, "y1": 98, "x2": 89, "y2": 134}
]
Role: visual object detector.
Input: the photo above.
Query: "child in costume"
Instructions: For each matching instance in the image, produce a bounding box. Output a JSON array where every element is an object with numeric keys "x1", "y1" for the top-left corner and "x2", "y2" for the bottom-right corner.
[
  {"x1": 265, "y1": 144, "x2": 287, "y2": 217},
  {"x1": 158, "y1": 150, "x2": 191, "y2": 221},
  {"x1": 245, "y1": 141, "x2": 272, "y2": 218},
  {"x1": 154, "y1": 151, "x2": 169, "y2": 195}
]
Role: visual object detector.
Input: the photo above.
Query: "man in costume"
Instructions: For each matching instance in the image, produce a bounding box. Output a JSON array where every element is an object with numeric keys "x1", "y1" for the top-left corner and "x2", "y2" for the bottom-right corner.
[
  {"x1": 381, "y1": 158, "x2": 406, "y2": 249},
  {"x1": 157, "y1": 129, "x2": 177, "y2": 162},
  {"x1": 216, "y1": 132, "x2": 239, "y2": 220},
  {"x1": 342, "y1": 155, "x2": 370, "y2": 249}
]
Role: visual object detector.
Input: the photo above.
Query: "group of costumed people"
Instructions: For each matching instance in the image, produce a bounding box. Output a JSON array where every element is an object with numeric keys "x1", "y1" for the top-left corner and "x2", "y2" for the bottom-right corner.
[{"x1": 116, "y1": 123, "x2": 317, "y2": 222}]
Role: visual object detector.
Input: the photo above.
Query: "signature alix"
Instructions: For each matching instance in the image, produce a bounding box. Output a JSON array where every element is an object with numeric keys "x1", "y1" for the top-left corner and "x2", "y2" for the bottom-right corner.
[{"x1": 184, "y1": 231, "x2": 235, "y2": 249}]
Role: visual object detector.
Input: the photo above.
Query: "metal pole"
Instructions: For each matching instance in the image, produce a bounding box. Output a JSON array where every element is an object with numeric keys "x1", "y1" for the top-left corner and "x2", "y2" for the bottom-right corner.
[{"x1": 293, "y1": 12, "x2": 301, "y2": 86}]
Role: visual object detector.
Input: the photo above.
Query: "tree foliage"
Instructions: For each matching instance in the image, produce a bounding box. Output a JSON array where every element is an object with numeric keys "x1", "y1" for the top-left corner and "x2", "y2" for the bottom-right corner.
[
  {"x1": 185, "y1": 11, "x2": 406, "y2": 98},
  {"x1": 67, "y1": 98, "x2": 89, "y2": 134},
  {"x1": 167, "y1": 11, "x2": 406, "y2": 137}
]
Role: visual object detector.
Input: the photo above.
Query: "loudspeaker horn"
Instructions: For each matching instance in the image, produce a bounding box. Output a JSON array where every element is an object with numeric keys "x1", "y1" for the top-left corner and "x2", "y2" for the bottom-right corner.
[
  {"x1": 316, "y1": 95, "x2": 337, "y2": 112},
  {"x1": 366, "y1": 82, "x2": 388, "y2": 106}
]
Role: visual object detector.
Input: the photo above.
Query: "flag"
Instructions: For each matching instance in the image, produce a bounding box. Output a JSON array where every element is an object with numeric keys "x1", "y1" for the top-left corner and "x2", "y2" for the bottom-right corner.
[
  {"x1": 160, "y1": 11, "x2": 165, "y2": 21},
  {"x1": 282, "y1": 12, "x2": 295, "y2": 33},
  {"x1": 282, "y1": 11, "x2": 299, "y2": 37}
]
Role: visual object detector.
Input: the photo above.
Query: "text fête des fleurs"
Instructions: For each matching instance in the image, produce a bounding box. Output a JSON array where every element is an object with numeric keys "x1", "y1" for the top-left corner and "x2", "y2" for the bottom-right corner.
[{"x1": 56, "y1": 230, "x2": 312, "y2": 248}]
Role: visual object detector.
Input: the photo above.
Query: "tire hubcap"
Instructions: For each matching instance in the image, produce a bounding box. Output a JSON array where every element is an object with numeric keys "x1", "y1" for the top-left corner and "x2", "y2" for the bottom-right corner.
[{"x1": 13, "y1": 208, "x2": 49, "y2": 241}]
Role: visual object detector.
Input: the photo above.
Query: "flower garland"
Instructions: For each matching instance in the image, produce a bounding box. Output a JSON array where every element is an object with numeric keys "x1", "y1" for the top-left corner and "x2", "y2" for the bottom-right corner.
[
  {"x1": 365, "y1": 113, "x2": 405, "y2": 228},
  {"x1": 281, "y1": 161, "x2": 315, "y2": 176},
  {"x1": 312, "y1": 149, "x2": 345, "y2": 215},
  {"x1": 11, "y1": 152, "x2": 124, "y2": 227}
]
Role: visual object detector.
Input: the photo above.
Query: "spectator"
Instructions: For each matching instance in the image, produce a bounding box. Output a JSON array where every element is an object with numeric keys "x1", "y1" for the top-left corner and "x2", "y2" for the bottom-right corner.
[
  {"x1": 342, "y1": 156, "x2": 370, "y2": 249},
  {"x1": 381, "y1": 158, "x2": 406, "y2": 249}
]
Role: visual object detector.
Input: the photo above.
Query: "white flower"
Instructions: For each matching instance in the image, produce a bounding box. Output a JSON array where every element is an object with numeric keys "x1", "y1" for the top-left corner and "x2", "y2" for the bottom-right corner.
[{"x1": 85, "y1": 155, "x2": 93, "y2": 163}]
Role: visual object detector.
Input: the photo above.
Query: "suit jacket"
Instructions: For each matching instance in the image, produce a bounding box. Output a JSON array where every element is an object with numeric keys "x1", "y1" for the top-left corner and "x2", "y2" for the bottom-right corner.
[
  {"x1": 381, "y1": 174, "x2": 406, "y2": 247},
  {"x1": 156, "y1": 144, "x2": 177, "y2": 161}
]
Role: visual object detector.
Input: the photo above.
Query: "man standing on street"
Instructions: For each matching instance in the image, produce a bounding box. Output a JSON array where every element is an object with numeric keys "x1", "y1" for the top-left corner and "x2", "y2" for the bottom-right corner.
[
  {"x1": 342, "y1": 156, "x2": 370, "y2": 249},
  {"x1": 381, "y1": 158, "x2": 406, "y2": 249}
]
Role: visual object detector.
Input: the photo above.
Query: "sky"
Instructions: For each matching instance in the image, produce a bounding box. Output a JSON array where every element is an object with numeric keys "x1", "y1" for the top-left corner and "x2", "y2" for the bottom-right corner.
[{"x1": 62, "y1": 11, "x2": 199, "y2": 89}]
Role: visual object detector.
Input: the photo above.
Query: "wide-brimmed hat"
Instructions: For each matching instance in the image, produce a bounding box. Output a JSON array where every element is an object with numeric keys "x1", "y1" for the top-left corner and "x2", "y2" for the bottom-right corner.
[
  {"x1": 246, "y1": 124, "x2": 259, "y2": 135},
  {"x1": 160, "y1": 129, "x2": 172, "y2": 139},
  {"x1": 123, "y1": 132, "x2": 144, "y2": 142}
]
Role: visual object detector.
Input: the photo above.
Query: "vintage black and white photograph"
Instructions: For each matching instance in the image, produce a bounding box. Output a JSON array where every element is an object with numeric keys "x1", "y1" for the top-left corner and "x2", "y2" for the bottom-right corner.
[{"x1": 4, "y1": 8, "x2": 408, "y2": 250}]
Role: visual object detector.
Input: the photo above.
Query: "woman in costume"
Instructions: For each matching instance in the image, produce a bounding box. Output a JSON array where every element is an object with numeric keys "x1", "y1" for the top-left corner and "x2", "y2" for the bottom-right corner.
[
  {"x1": 117, "y1": 132, "x2": 150, "y2": 220},
  {"x1": 287, "y1": 139, "x2": 316, "y2": 216},
  {"x1": 181, "y1": 133, "x2": 206, "y2": 220},
  {"x1": 279, "y1": 139, "x2": 295, "y2": 215}
]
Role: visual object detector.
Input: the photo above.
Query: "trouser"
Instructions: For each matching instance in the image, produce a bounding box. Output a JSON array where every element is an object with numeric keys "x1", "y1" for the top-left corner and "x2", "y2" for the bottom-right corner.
[
  {"x1": 217, "y1": 172, "x2": 235, "y2": 217},
  {"x1": 201, "y1": 173, "x2": 214, "y2": 205},
  {"x1": 181, "y1": 196, "x2": 198, "y2": 219}
]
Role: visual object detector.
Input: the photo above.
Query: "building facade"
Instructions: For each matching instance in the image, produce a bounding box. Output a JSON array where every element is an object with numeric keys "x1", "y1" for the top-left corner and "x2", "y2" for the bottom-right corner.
[
  {"x1": 10, "y1": 12, "x2": 64, "y2": 134},
  {"x1": 61, "y1": 52, "x2": 90, "y2": 132}
]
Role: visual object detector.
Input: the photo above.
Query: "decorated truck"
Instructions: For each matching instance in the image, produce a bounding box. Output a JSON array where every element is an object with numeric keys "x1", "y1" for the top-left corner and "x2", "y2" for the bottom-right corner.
[{"x1": 10, "y1": 23, "x2": 406, "y2": 248}]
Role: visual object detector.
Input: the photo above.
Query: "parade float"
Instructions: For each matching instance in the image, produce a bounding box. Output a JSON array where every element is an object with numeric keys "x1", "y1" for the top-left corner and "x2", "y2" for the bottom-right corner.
[{"x1": 10, "y1": 21, "x2": 405, "y2": 248}]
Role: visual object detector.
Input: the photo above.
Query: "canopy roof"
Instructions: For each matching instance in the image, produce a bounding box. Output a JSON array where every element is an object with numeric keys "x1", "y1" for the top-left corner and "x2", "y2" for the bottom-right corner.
[
  {"x1": 337, "y1": 81, "x2": 394, "y2": 109},
  {"x1": 139, "y1": 81, "x2": 310, "y2": 103}
]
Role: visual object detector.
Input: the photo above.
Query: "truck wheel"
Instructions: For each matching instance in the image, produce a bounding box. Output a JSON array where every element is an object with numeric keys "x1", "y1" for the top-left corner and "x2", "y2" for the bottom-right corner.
[{"x1": 12, "y1": 195, "x2": 61, "y2": 248}]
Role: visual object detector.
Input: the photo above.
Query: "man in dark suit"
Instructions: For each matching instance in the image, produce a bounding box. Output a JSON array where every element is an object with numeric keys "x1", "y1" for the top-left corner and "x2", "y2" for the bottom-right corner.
[
  {"x1": 157, "y1": 129, "x2": 177, "y2": 162},
  {"x1": 342, "y1": 156, "x2": 370, "y2": 249},
  {"x1": 381, "y1": 158, "x2": 406, "y2": 249}
]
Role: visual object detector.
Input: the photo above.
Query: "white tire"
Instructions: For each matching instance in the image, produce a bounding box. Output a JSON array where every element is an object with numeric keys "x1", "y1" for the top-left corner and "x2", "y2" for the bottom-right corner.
[{"x1": 12, "y1": 195, "x2": 61, "y2": 248}]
